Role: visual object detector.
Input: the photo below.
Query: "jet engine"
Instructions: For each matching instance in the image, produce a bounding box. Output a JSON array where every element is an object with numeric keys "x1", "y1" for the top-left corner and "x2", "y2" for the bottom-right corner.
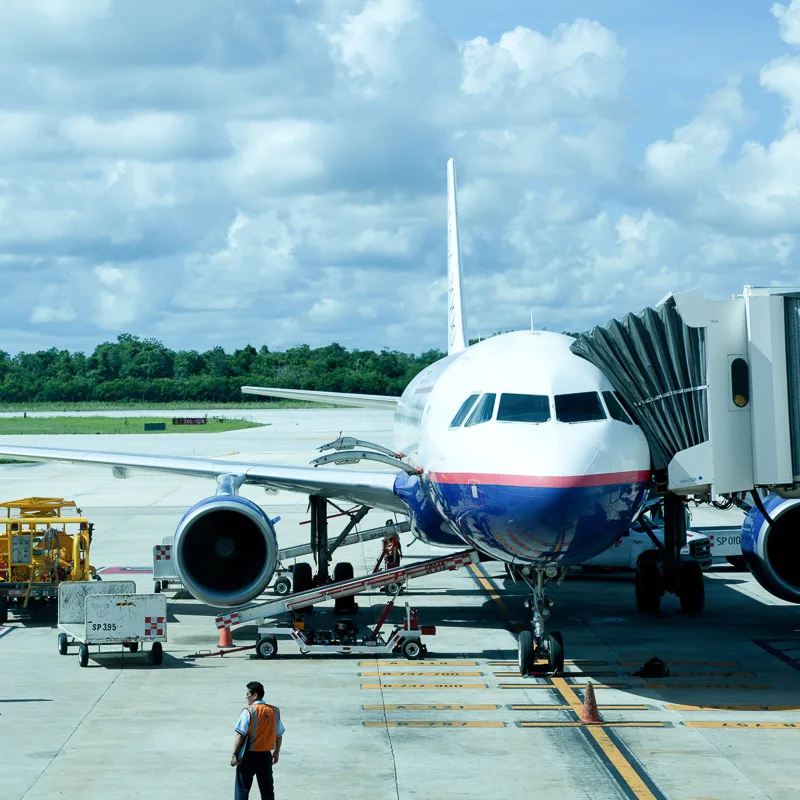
[
  {"x1": 742, "y1": 492, "x2": 800, "y2": 603},
  {"x1": 173, "y1": 494, "x2": 279, "y2": 607}
]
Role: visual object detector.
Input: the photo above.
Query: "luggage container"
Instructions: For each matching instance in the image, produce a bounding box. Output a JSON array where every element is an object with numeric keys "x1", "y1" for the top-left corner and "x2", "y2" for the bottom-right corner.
[{"x1": 57, "y1": 580, "x2": 167, "y2": 667}]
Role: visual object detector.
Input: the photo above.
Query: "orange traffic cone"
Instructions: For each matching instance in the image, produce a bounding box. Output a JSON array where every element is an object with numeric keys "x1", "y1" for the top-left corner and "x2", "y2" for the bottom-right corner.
[
  {"x1": 580, "y1": 681, "x2": 603, "y2": 725},
  {"x1": 218, "y1": 626, "x2": 233, "y2": 648}
]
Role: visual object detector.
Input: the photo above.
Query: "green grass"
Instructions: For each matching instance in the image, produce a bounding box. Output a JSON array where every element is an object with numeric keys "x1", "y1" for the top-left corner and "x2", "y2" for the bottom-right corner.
[
  {"x1": 0, "y1": 400, "x2": 327, "y2": 412},
  {"x1": 0, "y1": 416, "x2": 265, "y2": 435}
]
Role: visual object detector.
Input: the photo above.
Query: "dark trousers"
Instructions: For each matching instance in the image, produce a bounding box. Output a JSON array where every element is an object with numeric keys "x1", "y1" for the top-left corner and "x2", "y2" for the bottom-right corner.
[{"x1": 235, "y1": 751, "x2": 274, "y2": 800}]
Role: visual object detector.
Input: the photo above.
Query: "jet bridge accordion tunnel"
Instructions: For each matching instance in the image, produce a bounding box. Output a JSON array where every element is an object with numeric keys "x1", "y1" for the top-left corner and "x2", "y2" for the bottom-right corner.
[{"x1": 571, "y1": 286, "x2": 800, "y2": 602}]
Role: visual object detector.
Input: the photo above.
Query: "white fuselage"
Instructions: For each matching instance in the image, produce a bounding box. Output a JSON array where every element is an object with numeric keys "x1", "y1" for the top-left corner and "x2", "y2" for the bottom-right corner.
[{"x1": 392, "y1": 331, "x2": 651, "y2": 565}]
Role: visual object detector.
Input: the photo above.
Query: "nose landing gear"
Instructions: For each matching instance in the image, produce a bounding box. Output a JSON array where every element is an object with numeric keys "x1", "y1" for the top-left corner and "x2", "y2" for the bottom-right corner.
[{"x1": 517, "y1": 566, "x2": 565, "y2": 675}]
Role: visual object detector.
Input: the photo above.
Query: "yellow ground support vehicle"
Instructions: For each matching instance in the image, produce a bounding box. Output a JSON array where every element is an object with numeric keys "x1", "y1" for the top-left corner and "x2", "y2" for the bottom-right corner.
[{"x1": 0, "y1": 498, "x2": 96, "y2": 624}]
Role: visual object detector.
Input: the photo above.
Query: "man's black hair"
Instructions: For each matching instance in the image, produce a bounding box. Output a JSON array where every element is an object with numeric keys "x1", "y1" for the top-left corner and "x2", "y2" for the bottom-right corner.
[{"x1": 247, "y1": 681, "x2": 265, "y2": 700}]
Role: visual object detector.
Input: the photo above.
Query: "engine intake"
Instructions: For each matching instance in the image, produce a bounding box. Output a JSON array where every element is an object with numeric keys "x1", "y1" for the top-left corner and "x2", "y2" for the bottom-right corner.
[
  {"x1": 742, "y1": 493, "x2": 800, "y2": 603},
  {"x1": 173, "y1": 495, "x2": 278, "y2": 607}
]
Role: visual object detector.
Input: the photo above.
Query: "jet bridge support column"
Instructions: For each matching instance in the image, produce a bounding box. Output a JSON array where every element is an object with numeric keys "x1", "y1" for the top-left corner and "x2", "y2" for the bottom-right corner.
[{"x1": 663, "y1": 493, "x2": 686, "y2": 580}]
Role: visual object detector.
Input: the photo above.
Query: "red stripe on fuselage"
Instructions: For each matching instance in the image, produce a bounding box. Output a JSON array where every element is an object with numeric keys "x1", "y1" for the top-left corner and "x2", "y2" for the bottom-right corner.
[{"x1": 427, "y1": 470, "x2": 651, "y2": 488}]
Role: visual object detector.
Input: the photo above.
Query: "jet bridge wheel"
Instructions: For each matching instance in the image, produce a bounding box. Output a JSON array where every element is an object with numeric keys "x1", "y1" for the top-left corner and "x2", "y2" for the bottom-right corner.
[
  {"x1": 518, "y1": 630, "x2": 534, "y2": 676},
  {"x1": 635, "y1": 559, "x2": 662, "y2": 613},
  {"x1": 679, "y1": 560, "x2": 705, "y2": 613}
]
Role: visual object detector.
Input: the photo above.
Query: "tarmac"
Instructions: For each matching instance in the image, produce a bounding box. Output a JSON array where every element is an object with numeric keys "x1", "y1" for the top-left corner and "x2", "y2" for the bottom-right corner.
[{"x1": 2, "y1": 408, "x2": 800, "y2": 800}]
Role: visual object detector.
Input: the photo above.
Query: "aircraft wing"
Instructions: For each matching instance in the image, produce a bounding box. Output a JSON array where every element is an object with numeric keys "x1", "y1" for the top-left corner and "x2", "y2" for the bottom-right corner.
[
  {"x1": 0, "y1": 444, "x2": 406, "y2": 512},
  {"x1": 241, "y1": 385, "x2": 399, "y2": 409}
]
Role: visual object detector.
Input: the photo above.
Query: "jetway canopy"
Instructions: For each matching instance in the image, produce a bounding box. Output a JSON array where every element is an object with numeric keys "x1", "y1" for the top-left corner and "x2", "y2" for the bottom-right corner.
[
  {"x1": 571, "y1": 287, "x2": 800, "y2": 497},
  {"x1": 570, "y1": 297, "x2": 707, "y2": 473}
]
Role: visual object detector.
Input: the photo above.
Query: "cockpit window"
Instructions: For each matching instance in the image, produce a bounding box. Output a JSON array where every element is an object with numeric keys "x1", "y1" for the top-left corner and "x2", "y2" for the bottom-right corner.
[
  {"x1": 465, "y1": 393, "x2": 496, "y2": 427},
  {"x1": 602, "y1": 391, "x2": 633, "y2": 424},
  {"x1": 450, "y1": 394, "x2": 479, "y2": 427},
  {"x1": 554, "y1": 392, "x2": 607, "y2": 423},
  {"x1": 497, "y1": 394, "x2": 550, "y2": 423}
]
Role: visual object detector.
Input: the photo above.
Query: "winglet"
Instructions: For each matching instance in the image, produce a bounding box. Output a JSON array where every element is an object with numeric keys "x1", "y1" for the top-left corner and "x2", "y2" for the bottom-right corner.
[{"x1": 446, "y1": 158, "x2": 468, "y2": 354}]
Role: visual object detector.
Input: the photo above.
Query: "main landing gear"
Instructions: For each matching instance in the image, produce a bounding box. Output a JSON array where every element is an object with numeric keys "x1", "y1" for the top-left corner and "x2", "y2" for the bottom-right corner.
[{"x1": 517, "y1": 566, "x2": 565, "y2": 676}]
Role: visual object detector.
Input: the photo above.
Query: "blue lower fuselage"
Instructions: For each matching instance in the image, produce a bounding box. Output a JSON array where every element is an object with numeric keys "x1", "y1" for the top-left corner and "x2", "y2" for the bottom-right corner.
[{"x1": 395, "y1": 472, "x2": 649, "y2": 565}]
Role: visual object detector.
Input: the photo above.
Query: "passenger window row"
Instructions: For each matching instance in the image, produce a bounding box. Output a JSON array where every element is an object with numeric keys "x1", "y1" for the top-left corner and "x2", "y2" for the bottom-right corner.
[{"x1": 449, "y1": 390, "x2": 634, "y2": 427}]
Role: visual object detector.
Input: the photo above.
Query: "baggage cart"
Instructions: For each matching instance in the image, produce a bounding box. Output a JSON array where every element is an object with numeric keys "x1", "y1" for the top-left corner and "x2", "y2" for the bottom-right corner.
[{"x1": 57, "y1": 580, "x2": 167, "y2": 667}]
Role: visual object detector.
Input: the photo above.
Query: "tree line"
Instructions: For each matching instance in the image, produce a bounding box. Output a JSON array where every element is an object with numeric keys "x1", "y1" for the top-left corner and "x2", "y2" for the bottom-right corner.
[{"x1": 0, "y1": 334, "x2": 445, "y2": 403}]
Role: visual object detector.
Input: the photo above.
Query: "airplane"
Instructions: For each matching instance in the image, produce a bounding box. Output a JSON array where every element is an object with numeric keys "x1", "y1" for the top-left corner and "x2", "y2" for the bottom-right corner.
[{"x1": 0, "y1": 160, "x2": 652, "y2": 673}]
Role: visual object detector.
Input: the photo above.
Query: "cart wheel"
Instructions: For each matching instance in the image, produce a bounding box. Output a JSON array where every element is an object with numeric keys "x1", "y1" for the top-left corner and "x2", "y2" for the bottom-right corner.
[
  {"x1": 126, "y1": 642, "x2": 139, "y2": 653},
  {"x1": 154, "y1": 581, "x2": 162, "y2": 593},
  {"x1": 161, "y1": 581, "x2": 169, "y2": 591},
  {"x1": 0, "y1": 597, "x2": 8, "y2": 625},
  {"x1": 58, "y1": 632, "x2": 68, "y2": 656},
  {"x1": 149, "y1": 642, "x2": 163, "y2": 666},
  {"x1": 256, "y1": 637, "x2": 278, "y2": 660},
  {"x1": 385, "y1": 581, "x2": 402, "y2": 596},
  {"x1": 402, "y1": 639, "x2": 422, "y2": 660},
  {"x1": 273, "y1": 577, "x2": 292, "y2": 596},
  {"x1": 78, "y1": 644, "x2": 89, "y2": 668}
]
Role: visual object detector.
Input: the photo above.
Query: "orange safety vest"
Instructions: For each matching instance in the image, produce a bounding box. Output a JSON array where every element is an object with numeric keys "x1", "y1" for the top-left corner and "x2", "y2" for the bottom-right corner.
[
  {"x1": 244, "y1": 703, "x2": 279, "y2": 752},
  {"x1": 385, "y1": 535, "x2": 401, "y2": 557}
]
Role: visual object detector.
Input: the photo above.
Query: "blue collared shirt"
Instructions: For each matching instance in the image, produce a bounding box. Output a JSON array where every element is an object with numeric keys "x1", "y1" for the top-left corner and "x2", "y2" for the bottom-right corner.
[{"x1": 235, "y1": 700, "x2": 286, "y2": 738}]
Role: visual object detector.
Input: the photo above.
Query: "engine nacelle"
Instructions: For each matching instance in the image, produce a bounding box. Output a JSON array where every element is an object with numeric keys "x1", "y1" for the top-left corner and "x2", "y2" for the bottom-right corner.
[
  {"x1": 173, "y1": 495, "x2": 278, "y2": 607},
  {"x1": 742, "y1": 493, "x2": 800, "y2": 603}
]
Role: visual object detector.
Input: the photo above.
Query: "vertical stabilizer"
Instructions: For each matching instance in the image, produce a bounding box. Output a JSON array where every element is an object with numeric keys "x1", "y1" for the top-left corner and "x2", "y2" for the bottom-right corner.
[{"x1": 446, "y1": 158, "x2": 468, "y2": 354}]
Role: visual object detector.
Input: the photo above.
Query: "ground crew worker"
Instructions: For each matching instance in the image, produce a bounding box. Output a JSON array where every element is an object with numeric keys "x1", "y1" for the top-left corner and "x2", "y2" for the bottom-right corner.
[
  {"x1": 231, "y1": 681, "x2": 285, "y2": 800},
  {"x1": 384, "y1": 521, "x2": 403, "y2": 570}
]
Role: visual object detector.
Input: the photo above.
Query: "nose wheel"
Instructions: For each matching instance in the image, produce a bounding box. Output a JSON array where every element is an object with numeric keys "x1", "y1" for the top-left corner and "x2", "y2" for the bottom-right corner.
[{"x1": 517, "y1": 566, "x2": 565, "y2": 675}]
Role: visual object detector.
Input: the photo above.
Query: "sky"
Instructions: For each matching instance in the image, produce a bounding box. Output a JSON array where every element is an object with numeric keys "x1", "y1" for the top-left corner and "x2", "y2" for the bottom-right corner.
[{"x1": 2, "y1": 0, "x2": 800, "y2": 356}]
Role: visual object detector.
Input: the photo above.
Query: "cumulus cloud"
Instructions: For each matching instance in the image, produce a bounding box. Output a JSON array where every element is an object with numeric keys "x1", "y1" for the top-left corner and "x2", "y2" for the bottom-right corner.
[{"x1": 0, "y1": 0, "x2": 798, "y2": 356}]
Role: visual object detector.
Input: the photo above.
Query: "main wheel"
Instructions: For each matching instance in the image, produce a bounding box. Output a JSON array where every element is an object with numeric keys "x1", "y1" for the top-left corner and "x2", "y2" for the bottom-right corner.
[
  {"x1": 635, "y1": 560, "x2": 662, "y2": 612},
  {"x1": 78, "y1": 643, "x2": 89, "y2": 668},
  {"x1": 58, "y1": 632, "x2": 68, "y2": 656},
  {"x1": 292, "y1": 563, "x2": 313, "y2": 593},
  {"x1": 518, "y1": 629, "x2": 534, "y2": 676},
  {"x1": 256, "y1": 637, "x2": 278, "y2": 659},
  {"x1": 726, "y1": 556, "x2": 747, "y2": 571},
  {"x1": 333, "y1": 561, "x2": 357, "y2": 614},
  {"x1": 548, "y1": 631, "x2": 564, "y2": 673},
  {"x1": 402, "y1": 639, "x2": 422, "y2": 660},
  {"x1": 679, "y1": 560, "x2": 705, "y2": 613},
  {"x1": 149, "y1": 642, "x2": 163, "y2": 666},
  {"x1": 273, "y1": 577, "x2": 292, "y2": 596},
  {"x1": 291, "y1": 562, "x2": 314, "y2": 614}
]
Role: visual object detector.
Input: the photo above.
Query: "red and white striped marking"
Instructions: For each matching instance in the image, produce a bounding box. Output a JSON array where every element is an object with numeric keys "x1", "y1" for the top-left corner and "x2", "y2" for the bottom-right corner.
[
  {"x1": 154, "y1": 545, "x2": 171, "y2": 561},
  {"x1": 144, "y1": 616, "x2": 165, "y2": 636},
  {"x1": 215, "y1": 612, "x2": 241, "y2": 630}
]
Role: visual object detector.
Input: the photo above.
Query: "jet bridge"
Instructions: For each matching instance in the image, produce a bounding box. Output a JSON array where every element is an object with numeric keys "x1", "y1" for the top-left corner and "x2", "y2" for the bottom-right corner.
[
  {"x1": 571, "y1": 286, "x2": 800, "y2": 611},
  {"x1": 571, "y1": 286, "x2": 800, "y2": 498}
]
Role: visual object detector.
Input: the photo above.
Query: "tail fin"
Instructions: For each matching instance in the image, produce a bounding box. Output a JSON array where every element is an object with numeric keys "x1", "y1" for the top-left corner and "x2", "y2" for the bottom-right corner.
[{"x1": 446, "y1": 158, "x2": 468, "y2": 354}]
